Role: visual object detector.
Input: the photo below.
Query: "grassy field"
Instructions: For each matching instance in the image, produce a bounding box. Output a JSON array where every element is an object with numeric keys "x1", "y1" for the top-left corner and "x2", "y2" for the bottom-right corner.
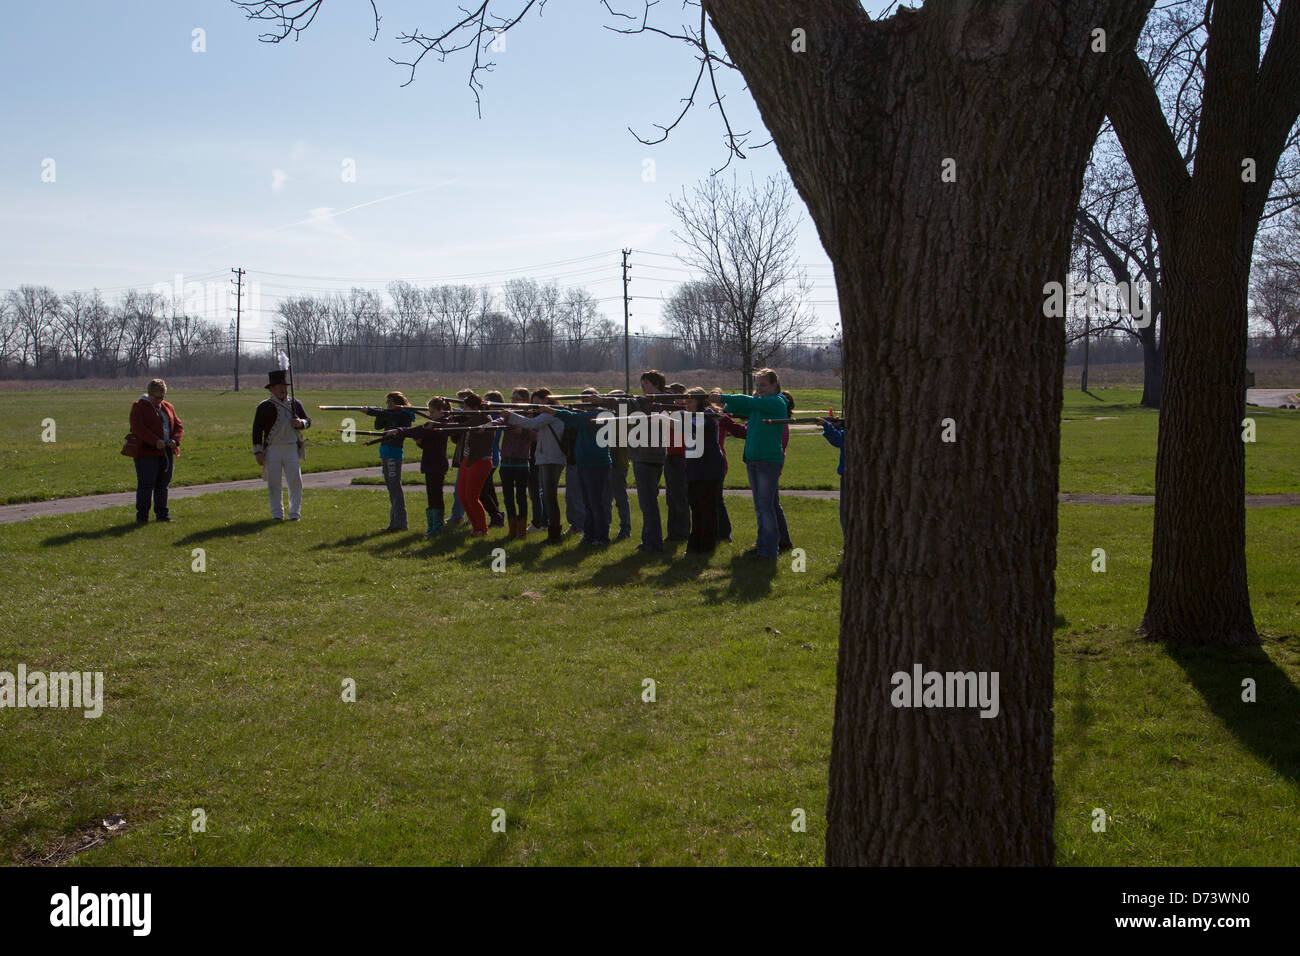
[
  {"x1": 1, "y1": 386, "x2": 1296, "y2": 503},
  {"x1": 0, "y1": 490, "x2": 1297, "y2": 865}
]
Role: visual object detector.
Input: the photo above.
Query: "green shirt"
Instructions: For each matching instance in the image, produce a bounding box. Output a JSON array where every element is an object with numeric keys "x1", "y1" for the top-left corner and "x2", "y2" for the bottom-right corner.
[{"x1": 719, "y1": 393, "x2": 788, "y2": 463}]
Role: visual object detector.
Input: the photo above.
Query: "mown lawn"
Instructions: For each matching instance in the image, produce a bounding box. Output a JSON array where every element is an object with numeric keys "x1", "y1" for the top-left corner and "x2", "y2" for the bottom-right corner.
[{"x1": 0, "y1": 491, "x2": 1296, "y2": 865}]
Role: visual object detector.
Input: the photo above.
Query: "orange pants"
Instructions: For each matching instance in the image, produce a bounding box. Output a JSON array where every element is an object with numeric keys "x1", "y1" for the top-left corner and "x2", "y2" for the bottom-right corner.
[{"x1": 459, "y1": 458, "x2": 492, "y2": 532}]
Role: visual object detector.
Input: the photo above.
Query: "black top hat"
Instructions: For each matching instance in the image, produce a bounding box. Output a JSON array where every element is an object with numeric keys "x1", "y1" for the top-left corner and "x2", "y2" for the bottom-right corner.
[{"x1": 265, "y1": 369, "x2": 289, "y2": 389}]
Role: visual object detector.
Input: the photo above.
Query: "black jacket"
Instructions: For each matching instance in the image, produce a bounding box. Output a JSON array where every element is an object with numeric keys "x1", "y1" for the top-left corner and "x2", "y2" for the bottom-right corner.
[{"x1": 252, "y1": 398, "x2": 311, "y2": 452}]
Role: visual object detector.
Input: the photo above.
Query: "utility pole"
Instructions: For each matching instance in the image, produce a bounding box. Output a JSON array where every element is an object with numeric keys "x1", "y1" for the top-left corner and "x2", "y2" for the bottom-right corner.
[
  {"x1": 622, "y1": 248, "x2": 631, "y2": 393},
  {"x1": 231, "y1": 267, "x2": 245, "y2": 392}
]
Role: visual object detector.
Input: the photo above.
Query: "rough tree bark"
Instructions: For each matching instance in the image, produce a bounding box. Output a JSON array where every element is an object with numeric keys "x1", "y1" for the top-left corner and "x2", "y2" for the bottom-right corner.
[
  {"x1": 704, "y1": 0, "x2": 1152, "y2": 864},
  {"x1": 1108, "y1": 1, "x2": 1300, "y2": 645}
]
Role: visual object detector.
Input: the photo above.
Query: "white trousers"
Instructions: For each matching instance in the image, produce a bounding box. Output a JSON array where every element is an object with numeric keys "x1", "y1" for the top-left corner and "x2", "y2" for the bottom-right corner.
[{"x1": 265, "y1": 444, "x2": 303, "y2": 519}]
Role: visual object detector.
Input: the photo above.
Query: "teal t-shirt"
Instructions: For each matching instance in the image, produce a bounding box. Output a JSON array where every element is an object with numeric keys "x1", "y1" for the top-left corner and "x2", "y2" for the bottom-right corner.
[{"x1": 719, "y1": 393, "x2": 788, "y2": 463}]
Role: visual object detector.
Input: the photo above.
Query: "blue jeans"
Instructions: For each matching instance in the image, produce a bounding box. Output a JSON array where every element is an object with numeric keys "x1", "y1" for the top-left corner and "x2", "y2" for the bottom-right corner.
[
  {"x1": 450, "y1": 467, "x2": 465, "y2": 521},
  {"x1": 631, "y1": 461, "x2": 663, "y2": 549},
  {"x1": 134, "y1": 452, "x2": 173, "y2": 520},
  {"x1": 565, "y1": 464, "x2": 585, "y2": 529},
  {"x1": 604, "y1": 464, "x2": 631, "y2": 535},
  {"x1": 775, "y1": 486, "x2": 791, "y2": 549},
  {"x1": 746, "y1": 461, "x2": 782, "y2": 557},
  {"x1": 529, "y1": 463, "x2": 545, "y2": 527},
  {"x1": 578, "y1": 466, "x2": 610, "y2": 543}
]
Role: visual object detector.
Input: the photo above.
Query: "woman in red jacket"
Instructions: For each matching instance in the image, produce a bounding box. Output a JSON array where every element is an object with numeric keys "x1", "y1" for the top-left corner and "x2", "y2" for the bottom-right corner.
[{"x1": 122, "y1": 379, "x2": 183, "y2": 523}]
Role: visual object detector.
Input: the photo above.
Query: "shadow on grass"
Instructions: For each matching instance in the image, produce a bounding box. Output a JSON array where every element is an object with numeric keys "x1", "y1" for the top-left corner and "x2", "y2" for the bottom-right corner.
[
  {"x1": 700, "y1": 554, "x2": 779, "y2": 604},
  {"x1": 174, "y1": 519, "x2": 280, "y2": 545},
  {"x1": 1165, "y1": 640, "x2": 1300, "y2": 786},
  {"x1": 1055, "y1": 656, "x2": 1094, "y2": 794},
  {"x1": 310, "y1": 528, "x2": 393, "y2": 551},
  {"x1": 470, "y1": 710, "x2": 652, "y2": 866},
  {"x1": 42, "y1": 522, "x2": 145, "y2": 546}
]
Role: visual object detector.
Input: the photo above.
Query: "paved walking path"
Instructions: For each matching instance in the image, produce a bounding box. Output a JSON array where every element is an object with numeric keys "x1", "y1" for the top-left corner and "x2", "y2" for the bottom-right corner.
[{"x1": 1, "y1": 463, "x2": 1297, "y2": 525}]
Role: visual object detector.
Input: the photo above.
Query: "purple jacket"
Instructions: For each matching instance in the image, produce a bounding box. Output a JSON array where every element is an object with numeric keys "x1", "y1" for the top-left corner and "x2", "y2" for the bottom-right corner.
[
  {"x1": 390, "y1": 422, "x2": 450, "y2": 475},
  {"x1": 500, "y1": 423, "x2": 536, "y2": 462}
]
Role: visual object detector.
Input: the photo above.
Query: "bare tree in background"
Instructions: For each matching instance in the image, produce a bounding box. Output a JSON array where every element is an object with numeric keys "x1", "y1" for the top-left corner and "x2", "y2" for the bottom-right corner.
[
  {"x1": 6, "y1": 285, "x2": 61, "y2": 369},
  {"x1": 664, "y1": 279, "x2": 730, "y2": 369},
  {"x1": 668, "y1": 173, "x2": 812, "y2": 393},
  {"x1": 1252, "y1": 209, "x2": 1300, "y2": 357},
  {"x1": 432, "y1": 284, "x2": 478, "y2": 371},
  {"x1": 502, "y1": 277, "x2": 543, "y2": 371},
  {"x1": 559, "y1": 286, "x2": 602, "y2": 371},
  {"x1": 1107, "y1": 0, "x2": 1300, "y2": 646},
  {"x1": 276, "y1": 295, "x2": 328, "y2": 369},
  {"x1": 1073, "y1": 141, "x2": 1165, "y2": 406},
  {"x1": 536, "y1": 281, "x2": 560, "y2": 371},
  {"x1": 0, "y1": 295, "x2": 18, "y2": 370},
  {"x1": 119, "y1": 289, "x2": 165, "y2": 375},
  {"x1": 57, "y1": 290, "x2": 97, "y2": 377},
  {"x1": 388, "y1": 280, "x2": 424, "y2": 372}
]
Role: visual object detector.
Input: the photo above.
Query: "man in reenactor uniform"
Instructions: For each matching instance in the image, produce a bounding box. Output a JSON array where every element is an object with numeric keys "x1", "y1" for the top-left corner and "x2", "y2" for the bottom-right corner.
[{"x1": 252, "y1": 369, "x2": 310, "y2": 520}]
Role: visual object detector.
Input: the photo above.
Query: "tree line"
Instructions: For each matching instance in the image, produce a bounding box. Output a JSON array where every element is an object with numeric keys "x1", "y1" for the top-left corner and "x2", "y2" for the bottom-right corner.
[{"x1": 0, "y1": 276, "x2": 843, "y2": 380}]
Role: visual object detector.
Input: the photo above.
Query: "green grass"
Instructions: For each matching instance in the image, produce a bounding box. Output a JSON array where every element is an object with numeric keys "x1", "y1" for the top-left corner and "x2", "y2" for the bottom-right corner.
[
  {"x1": 1053, "y1": 505, "x2": 1300, "y2": 865},
  {"x1": 0, "y1": 492, "x2": 1296, "y2": 865},
  {"x1": 1060, "y1": 389, "x2": 1300, "y2": 495},
  {"x1": 1, "y1": 387, "x2": 1294, "y2": 504}
]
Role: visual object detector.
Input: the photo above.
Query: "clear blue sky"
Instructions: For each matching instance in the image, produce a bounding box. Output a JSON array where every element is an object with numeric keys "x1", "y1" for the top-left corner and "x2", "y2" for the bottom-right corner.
[{"x1": 0, "y1": 0, "x2": 858, "y2": 342}]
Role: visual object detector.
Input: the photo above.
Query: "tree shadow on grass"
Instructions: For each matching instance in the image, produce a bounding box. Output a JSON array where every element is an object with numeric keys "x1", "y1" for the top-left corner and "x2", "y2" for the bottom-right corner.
[
  {"x1": 174, "y1": 519, "x2": 279, "y2": 545},
  {"x1": 1164, "y1": 639, "x2": 1300, "y2": 786},
  {"x1": 700, "y1": 555, "x2": 778, "y2": 604},
  {"x1": 1054, "y1": 656, "x2": 1094, "y2": 795},
  {"x1": 470, "y1": 710, "x2": 652, "y2": 866},
  {"x1": 42, "y1": 522, "x2": 145, "y2": 546}
]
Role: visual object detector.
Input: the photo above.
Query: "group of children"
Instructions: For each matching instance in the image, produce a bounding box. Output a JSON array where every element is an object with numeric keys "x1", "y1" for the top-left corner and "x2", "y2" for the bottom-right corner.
[{"x1": 361, "y1": 367, "x2": 844, "y2": 560}]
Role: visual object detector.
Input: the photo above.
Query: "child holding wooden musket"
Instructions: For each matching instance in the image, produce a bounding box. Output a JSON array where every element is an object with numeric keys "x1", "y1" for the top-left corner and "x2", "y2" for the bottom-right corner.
[
  {"x1": 775, "y1": 390, "x2": 795, "y2": 553},
  {"x1": 383, "y1": 397, "x2": 453, "y2": 536},
  {"x1": 506, "y1": 389, "x2": 567, "y2": 544},
  {"x1": 509, "y1": 390, "x2": 611, "y2": 545},
  {"x1": 499, "y1": 386, "x2": 537, "y2": 539},
  {"x1": 711, "y1": 387, "x2": 746, "y2": 544},
  {"x1": 684, "y1": 387, "x2": 725, "y2": 554},
  {"x1": 820, "y1": 414, "x2": 846, "y2": 533},
  {"x1": 718, "y1": 368, "x2": 789, "y2": 560},
  {"x1": 630, "y1": 370, "x2": 668, "y2": 552},
  {"x1": 449, "y1": 390, "x2": 496, "y2": 536},
  {"x1": 368, "y1": 392, "x2": 417, "y2": 532},
  {"x1": 481, "y1": 391, "x2": 507, "y2": 529},
  {"x1": 604, "y1": 388, "x2": 633, "y2": 541},
  {"x1": 448, "y1": 389, "x2": 504, "y2": 528},
  {"x1": 663, "y1": 382, "x2": 690, "y2": 542}
]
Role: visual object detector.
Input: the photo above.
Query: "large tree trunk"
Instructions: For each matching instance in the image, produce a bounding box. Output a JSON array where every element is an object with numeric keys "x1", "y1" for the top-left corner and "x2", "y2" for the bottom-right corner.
[
  {"x1": 1107, "y1": 1, "x2": 1298, "y2": 645},
  {"x1": 1140, "y1": 235, "x2": 1258, "y2": 643},
  {"x1": 1138, "y1": 322, "x2": 1162, "y2": 408},
  {"x1": 705, "y1": 0, "x2": 1152, "y2": 864}
]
